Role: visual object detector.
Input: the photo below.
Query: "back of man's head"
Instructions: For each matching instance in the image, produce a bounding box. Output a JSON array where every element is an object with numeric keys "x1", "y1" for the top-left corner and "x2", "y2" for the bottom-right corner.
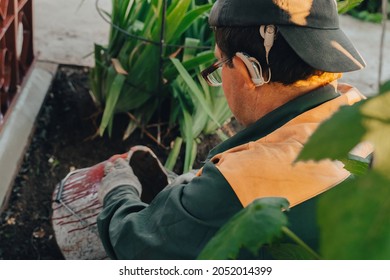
[{"x1": 210, "y1": 0, "x2": 366, "y2": 85}]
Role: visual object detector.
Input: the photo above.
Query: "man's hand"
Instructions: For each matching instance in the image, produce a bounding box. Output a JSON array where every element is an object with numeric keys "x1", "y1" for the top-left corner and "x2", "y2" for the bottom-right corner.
[{"x1": 98, "y1": 158, "x2": 142, "y2": 203}]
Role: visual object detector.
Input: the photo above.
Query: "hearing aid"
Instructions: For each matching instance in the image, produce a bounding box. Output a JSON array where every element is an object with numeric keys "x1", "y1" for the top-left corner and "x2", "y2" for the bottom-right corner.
[
  {"x1": 259, "y1": 25, "x2": 276, "y2": 64},
  {"x1": 235, "y1": 52, "x2": 267, "y2": 87}
]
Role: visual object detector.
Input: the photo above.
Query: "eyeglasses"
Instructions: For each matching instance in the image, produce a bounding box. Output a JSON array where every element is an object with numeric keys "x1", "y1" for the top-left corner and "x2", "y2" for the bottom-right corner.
[{"x1": 201, "y1": 58, "x2": 230, "y2": 87}]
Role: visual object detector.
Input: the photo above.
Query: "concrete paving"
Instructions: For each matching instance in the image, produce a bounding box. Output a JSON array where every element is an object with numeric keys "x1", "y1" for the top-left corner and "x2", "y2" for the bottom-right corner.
[
  {"x1": 34, "y1": 0, "x2": 111, "y2": 66},
  {"x1": 340, "y1": 16, "x2": 390, "y2": 95}
]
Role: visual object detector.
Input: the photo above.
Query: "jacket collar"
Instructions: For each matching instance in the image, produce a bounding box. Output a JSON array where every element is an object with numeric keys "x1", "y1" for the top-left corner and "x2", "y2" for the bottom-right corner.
[{"x1": 207, "y1": 84, "x2": 340, "y2": 161}]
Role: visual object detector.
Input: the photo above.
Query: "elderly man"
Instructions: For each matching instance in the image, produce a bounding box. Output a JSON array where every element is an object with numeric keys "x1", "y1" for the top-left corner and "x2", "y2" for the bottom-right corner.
[{"x1": 96, "y1": 0, "x2": 370, "y2": 259}]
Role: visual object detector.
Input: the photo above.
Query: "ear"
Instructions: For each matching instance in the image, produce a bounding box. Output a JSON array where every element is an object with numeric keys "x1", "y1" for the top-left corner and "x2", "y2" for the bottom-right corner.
[{"x1": 231, "y1": 56, "x2": 258, "y2": 90}]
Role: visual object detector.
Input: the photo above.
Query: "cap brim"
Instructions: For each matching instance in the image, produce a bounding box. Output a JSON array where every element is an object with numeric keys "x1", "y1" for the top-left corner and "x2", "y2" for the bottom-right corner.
[{"x1": 278, "y1": 26, "x2": 366, "y2": 73}]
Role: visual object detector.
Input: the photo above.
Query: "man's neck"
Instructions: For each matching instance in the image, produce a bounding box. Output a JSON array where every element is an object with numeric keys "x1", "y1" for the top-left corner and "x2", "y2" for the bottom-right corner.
[{"x1": 248, "y1": 80, "x2": 338, "y2": 126}]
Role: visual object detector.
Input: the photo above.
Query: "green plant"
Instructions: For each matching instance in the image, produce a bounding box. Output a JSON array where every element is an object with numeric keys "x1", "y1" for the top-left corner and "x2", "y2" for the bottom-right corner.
[
  {"x1": 165, "y1": 56, "x2": 231, "y2": 172},
  {"x1": 90, "y1": 0, "x2": 229, "y2": 172},
  {"x1": 90, "y1": 0, "x2": 210, "y2": 135}
]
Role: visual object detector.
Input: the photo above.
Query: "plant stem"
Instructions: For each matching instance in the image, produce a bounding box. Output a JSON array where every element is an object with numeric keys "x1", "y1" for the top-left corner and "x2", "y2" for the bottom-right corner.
[{"x1": 282, "y1": 226, "x2": 321, "y2": 260}]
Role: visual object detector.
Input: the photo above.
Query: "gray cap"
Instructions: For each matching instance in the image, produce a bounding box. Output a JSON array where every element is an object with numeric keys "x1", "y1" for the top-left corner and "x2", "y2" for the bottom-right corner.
[{"x1": 209, "y1": 0, "x2": 366, "y2": 72}]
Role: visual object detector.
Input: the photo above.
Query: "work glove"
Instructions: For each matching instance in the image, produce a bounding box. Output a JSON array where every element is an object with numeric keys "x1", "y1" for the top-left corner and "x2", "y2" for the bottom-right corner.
[{"x1": 98, "y1": 157, "x2": 142, "y2": 203}]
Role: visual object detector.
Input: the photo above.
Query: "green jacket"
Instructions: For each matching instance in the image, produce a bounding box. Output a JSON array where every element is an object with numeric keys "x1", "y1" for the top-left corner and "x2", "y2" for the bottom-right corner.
[{"x1": 97, "y1": 84, "x2": 369, "y2": 259}]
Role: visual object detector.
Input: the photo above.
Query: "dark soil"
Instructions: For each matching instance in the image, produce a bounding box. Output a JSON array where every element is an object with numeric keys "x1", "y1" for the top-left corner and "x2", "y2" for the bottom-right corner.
[{"x1": 0, "y1": 65, "x2": 224, "y2": 260}]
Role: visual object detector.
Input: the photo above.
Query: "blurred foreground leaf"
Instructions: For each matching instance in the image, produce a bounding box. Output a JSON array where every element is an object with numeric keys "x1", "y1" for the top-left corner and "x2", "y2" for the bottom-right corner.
[
  {"x1": 297, "y1": 102, "x2": 366, "y2": 161},
  {"x1": 318, "y1": 171, "x2": 390, "y2": 259},
  {"x1": 298, "y1": 85, "x2": 390, "y2": 260},
  {"x1": 298, "y1": 90, "x2": 390, "y2": 175},
  {"x1": 198, "y1": 197, "x2": 289, "y2": 260}
]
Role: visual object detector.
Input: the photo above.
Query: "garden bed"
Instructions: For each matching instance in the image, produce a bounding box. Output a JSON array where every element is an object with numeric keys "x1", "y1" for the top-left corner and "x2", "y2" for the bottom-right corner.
[{"x1": 0, "y1": 65, "x2": 223, "y2": 259}]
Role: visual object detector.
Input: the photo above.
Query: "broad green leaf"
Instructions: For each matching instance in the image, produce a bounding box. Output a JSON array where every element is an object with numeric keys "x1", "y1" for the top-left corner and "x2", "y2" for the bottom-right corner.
[
  {"x1": 99, "y1": 73, "x2": 126, "y2": 136},
  {"x1": 361, "y1": 89, "x2": 390, "y2": 121},
  {"x1": 318, "y1": 171, "x2": 390, "y2": 259},
  {"x1": 198, "y1": 197, "x2": 289, "y2": 260},
  {"x1": 299, "y1": 91, "x2": 390, "y2": 174},
  {"x1": 297, "y1": 102, "x2": 366, "y2": 161},
  {"x1": 362, "y1": 125, "x2": 390, "y2": 174},
  {"x1": 359, "y1": 91, "x2": 390, "y2": 173}
]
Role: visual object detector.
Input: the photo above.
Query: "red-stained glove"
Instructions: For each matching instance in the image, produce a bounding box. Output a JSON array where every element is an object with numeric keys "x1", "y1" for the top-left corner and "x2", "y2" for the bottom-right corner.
[{"x1": 98, "y1": 158, "x2": 142, "y2": 203}]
